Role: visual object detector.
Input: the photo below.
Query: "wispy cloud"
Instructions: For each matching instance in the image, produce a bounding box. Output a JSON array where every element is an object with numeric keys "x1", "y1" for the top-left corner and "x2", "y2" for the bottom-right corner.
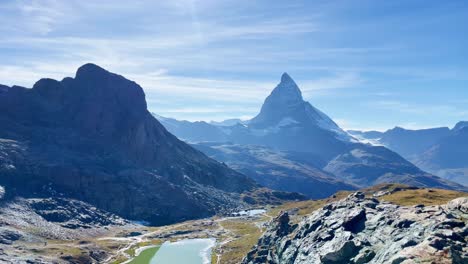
[
  {"x1": 1, "y1": 0, "x2": 467, "y2": 128},
  {"x1": 4, "y1": 0, "x2": 74, "y2": 35},
  {"x1": 370, "y1": 100, "x2": 467, "y2": 118},
  {"x1": 301, "y1": 72, "x2": 363, "y2": 98},
  {"x1": 334, "y1": 118, "x2": 390, "y2": 132},
  {"x1": 128, "y1": 72, "x2": 276, "y2": 102}
]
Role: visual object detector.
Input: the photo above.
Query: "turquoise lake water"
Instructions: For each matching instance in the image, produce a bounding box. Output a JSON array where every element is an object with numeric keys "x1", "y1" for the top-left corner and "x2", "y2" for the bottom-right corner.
[
  {"x1": 148, "y1": 238, "x2": 215, "y2": 264},
  {"x1": 236, "y1": 209, "x2": 266, "y2": 216}
]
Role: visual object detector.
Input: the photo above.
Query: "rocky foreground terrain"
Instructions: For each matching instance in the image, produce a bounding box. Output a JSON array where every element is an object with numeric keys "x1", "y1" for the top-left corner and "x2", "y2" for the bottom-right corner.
[
  {"x1": 244, "y1": 192, "x2": 468, "y2": 264},
  {"x1": 0, "y1": 195, "x2": 131, "y2": 263}
]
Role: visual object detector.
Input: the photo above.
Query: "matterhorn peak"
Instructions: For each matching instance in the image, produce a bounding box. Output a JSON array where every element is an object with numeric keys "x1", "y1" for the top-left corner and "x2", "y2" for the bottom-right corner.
[
  {"x1": 270, "y1": 72, "x2": 303, "y2": 103},
  {"x1": 249, "y1": 73, "x2": 304, "y2": 127},
  {"x1": 248, "y1": 72, "x2": 352, "y2": 142},
  {"x1": 281, "y1": 72, "x2": 294, "y2": 83}
]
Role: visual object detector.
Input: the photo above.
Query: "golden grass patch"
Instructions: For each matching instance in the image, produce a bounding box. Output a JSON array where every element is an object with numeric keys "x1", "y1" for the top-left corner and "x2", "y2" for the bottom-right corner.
[
  {"x1": 217, "y1": 220, "x2": 263, "y2": 264},
  {"x1": 380, "y1": 188, "x2": 467, "y2": 206}
]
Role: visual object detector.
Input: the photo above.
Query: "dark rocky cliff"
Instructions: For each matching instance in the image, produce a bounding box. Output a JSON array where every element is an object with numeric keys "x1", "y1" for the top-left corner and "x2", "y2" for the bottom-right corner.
[{"x1": 0, "y1": 63, "x2": 258, "y2": 225}]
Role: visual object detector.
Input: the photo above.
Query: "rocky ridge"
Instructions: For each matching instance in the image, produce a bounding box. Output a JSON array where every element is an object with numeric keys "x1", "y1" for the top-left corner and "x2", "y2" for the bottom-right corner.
[
  {"x1": 0, "y1": 197, "x2": 128, "y2": 241},
  {"x1": 243, "y1": 193, "x2": 468, "y2": 264},
  {"x1": 0, "y1": 197, "x2": 130, "y2": 263}
]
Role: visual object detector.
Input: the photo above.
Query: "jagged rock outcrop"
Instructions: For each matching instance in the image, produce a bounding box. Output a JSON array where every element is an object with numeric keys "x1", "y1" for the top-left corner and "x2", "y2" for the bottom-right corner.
[
  {"x1": 0, "y1": 196, "x2": 127, "y2": 241},
  {"x1": 243, "y1": 193, "x2": 468, "y2": 264},
  {"x1": 0, "y1": 228, "x2": 22, "y2": 245},
  {"x1": 27, "y1": 197, "x2": 127, "y2": 229}
]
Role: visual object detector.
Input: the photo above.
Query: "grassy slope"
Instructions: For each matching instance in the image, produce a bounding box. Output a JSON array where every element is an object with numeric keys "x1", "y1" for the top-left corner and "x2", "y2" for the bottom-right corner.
[
  {"x1": 127, "y1": 245, "x2": 160, "y2": 264},
  {"x1": 216, "y1": 219, "x2": 264, "y2": 264},
  {"x1": 380, "y1": 188, "x2": 467, "y2": 206},
  {"x1": 267, "y1": 191, "x2": 352, "y2": 222}
]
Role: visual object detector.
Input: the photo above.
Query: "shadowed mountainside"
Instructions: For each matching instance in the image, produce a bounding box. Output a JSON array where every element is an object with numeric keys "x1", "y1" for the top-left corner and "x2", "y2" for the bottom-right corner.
[{"x1": 0, "y1": 63, "x2": 264, "y2": 225}]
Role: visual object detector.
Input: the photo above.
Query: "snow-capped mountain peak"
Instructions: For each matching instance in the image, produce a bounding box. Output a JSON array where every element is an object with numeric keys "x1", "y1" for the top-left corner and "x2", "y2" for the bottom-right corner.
[
  {"x1": 248, "y1": 72, "x2": 352, "y2": 141},
  {"x1": 271, "y1": 72, "x2": 304, "y2": 103}
]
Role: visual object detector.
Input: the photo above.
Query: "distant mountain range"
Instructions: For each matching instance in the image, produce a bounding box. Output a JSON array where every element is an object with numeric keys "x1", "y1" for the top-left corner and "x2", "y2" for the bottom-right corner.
[
  {"x1": 155, "y1": 73, "x2": 466, "y2": 196},
  {"x1": 349, "y1": 123, "x2": 468, "y2": 186},
  {"x1": 0, "y1": 64, "x2": 304, "y2": 226},
  {"x1": 192, "y1": 142, "x2": 357, "y2": 199}
]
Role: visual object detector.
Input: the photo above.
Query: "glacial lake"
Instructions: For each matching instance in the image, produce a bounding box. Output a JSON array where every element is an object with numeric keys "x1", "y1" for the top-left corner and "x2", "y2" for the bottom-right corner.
[
  {"x1": 232, "y1": 208, "x2": 266, "y2": 217},
  {"x1": 129, "y1": 238, "x2": 216, "y2": 264}
]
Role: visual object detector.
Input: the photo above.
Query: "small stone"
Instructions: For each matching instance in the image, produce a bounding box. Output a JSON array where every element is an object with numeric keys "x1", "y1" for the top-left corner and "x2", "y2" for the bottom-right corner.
[{"x1": 353, "y1": 248, "x2": 375, "y2": 264}]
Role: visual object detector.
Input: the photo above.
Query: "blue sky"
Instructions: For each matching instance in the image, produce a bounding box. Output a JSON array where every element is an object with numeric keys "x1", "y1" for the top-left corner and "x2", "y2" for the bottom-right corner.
[{"x1": 1, "y1": 0, "x2": 467, "y2": 131}]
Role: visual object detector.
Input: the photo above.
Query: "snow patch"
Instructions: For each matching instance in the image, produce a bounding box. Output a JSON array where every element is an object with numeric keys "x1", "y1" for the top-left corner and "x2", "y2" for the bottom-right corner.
[
  {"x1": 351, "y1": 134, "x2": 385, "y2": 146},
  {"x1": 130, "y1": 220, "x2": 150, "y2": 226},
  {"x1": 249, "y1": 117, "x2": 299, "y2": 136},
  {"x1": 305, "y1": 104, "x2": 354, "y2": 142}
]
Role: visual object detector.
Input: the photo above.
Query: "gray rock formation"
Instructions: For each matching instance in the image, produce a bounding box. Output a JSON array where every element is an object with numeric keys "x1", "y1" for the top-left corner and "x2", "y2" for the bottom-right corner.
[
  {"x1": 0, "y1": 228, "x2": 22, "y2": 245},
  {"x1": 0, "y1": 197, "x2": 127, "y2": 240},
  {"x1": 0, "y1": 196, "x2": 130, "y2": 263},
  {"x1": 27, "y1": 197, "x2": 127, "y2": 229},
  {"x1": 243, "y1": 193, "x2": 468, "y2": 264}
]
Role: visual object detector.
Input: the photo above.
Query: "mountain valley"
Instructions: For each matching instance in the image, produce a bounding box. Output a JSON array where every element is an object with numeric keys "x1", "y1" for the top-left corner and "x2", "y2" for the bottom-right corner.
[{"x1": 0, "y1": 65, "x2": 466, "y2": 264}]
